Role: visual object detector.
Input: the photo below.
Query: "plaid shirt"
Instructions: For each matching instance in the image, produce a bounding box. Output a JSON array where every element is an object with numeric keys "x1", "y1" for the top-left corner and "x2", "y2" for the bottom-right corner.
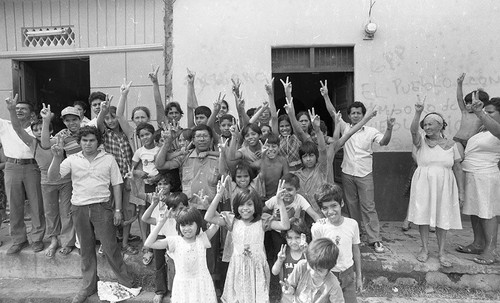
[
  {"x1": 103, "y1": 129, "x2": 133, "y2": 177},
  {"x1": 279, "y1": 134, "x2": 302, "y2": 168}
]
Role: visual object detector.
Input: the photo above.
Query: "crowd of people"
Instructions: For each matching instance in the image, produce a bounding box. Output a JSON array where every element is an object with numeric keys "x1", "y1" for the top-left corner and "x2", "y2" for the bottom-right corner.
[{"x1": 0, "y1": 68, "x2": 499, "y2": 303}]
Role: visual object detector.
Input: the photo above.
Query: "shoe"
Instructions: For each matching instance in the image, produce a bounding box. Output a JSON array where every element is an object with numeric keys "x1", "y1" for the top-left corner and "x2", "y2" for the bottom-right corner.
[
  {"x1": 128, "y1": 234, "x2": 141, "y2": 242},
  {"x1": 142, "y1": 250, "x2": 154, "y2": 265},
  {"x1": 122, "y1": 244, "x2": 139, "y2": 255},
  {"x1": 6, "y1": 241, "x2": 29, "y2": 255},
  {"x1": 373, "y1": 242, "x2": 385, "y2": 253},
  {"x1": 32, "y1": 241, "x2": 44, "y2": 252}
]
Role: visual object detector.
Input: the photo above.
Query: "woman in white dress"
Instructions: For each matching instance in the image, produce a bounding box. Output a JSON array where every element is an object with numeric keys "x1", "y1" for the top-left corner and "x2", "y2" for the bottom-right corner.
[{"x1": 408, "y1": 99, "x2": 464, "y2": 268}]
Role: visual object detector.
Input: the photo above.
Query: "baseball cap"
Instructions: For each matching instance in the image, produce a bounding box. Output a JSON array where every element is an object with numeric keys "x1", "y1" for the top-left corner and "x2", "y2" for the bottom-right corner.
[{"x1": 61, "y1": 106, "x2": 81, "y2": 119}]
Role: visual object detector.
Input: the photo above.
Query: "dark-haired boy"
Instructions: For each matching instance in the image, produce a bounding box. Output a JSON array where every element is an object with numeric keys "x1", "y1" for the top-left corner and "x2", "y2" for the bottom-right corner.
[
  {"x1": 48, "y1": 126, "x2": 134, "y2": 303},
  {"x1": 312, "y1": 183, "x2": 361, "y2": 303},
  {"x1": 86, "y1": 91, "x2": 106, "y2": 127},
  {"x1": 455, "y1": 73, "x2": 490, "y2": 148}
]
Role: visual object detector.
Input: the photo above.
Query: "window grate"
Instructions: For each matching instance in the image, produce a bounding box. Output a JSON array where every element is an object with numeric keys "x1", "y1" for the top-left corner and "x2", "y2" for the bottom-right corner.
[
  {"x1": 272, "y1": 48, "x2": 310, "y2": 71},
  {"x1": 272, "y1": 47, "x2": 353, "y2": 72},
  {"x1": 314, "y1": 47, "x2": 354, "y2": 72},
  {"x1": 22, "y1": 26, "x2": 75, "y2": 47}
]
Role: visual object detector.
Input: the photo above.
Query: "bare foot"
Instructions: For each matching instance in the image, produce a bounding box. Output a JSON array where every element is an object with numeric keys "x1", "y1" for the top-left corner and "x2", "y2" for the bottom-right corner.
[
  {"x1": 439, "y1": 254, "x2": 452, "y2": 268},
  {"x1": 416, "y1": 248, "x2": 428, "y2": 263},
  {"x1": 45, "y1": 244, "x2": 58, "y2": 258},
  {"x1": 153, "y1": 294, "x2": 163, "y2": 303}
]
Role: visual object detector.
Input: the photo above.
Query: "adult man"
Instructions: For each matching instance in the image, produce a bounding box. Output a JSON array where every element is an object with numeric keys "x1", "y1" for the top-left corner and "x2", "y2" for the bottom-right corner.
[
  {"x1": 339, "y1": 101, "x2": 395, "y2": 253},
  {"x1": 48, "y1": 126, "x2": 133, "y2": 303},
  {"x1": 2, "y1": 93, "x2": 44, "y2": 254}
]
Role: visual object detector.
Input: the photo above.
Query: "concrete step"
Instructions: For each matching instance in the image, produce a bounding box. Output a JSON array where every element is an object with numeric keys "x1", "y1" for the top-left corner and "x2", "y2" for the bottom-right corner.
[{"x1": 361, "y1": 221, "x2": 500, "y2": 291}]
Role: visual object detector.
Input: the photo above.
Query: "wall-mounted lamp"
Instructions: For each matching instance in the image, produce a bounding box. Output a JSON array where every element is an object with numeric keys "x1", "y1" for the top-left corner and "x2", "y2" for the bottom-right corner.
[
  {"x1": 363, "y1": 0, "x2": 377, "y2": 40},
  {"x1": 25, "y1": 28, "x2": 66, "y2": 37}
]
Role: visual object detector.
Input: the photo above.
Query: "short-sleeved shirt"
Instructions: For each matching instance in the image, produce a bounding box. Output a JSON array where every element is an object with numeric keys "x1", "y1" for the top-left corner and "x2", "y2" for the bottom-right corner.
[
  {"x1": 0, "y1": 119, "x2": 34, "y2": 159},
  {"x1": 59, "y1": 150, "x2": 123, "y2": 206},
  {"x1": 279, "y1": 134, "x2": 302, "y2": 169},
  {"x1": 31, "y1": 140, "x2": 71, "y2": 185},
  {"x1": 340, "y1": 121, "x2": 384, "y2": 177},
  {"x1": 54, "y1": 128, "x2": 82, "y2": 156},
  {"x1": 295, "y1": 154, "x2": 328, "y2": 212},
  {"x1": 103, "y1": 129, "x2": 134, "y2": 177},
  {"x1": 132, "y1": 146, "x2": 160, "y2": 178},
  {"x1": 311, "y1": 217, "x2": 360, "y2": 272},
  {"x1": 265, "y1": 194, "x2": 311, "y2": 220},
  {"x1": 172, "y1": 149, "x2": 219, "y2": 210},
  {"x1": 287, "y1": 259, "x2": 344, "y2": 303},
  {"x1": 150, "y1": 199, "x2": 177, "y2": 237}
]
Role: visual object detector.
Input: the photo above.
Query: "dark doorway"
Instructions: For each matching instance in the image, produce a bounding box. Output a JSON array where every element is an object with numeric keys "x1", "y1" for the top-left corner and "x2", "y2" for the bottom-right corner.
[{"x1": 13, "y1": 58, "x2": 90, "y2": 133}]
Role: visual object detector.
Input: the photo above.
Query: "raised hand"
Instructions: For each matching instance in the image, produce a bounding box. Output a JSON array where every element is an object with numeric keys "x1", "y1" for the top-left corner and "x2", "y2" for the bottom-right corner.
[
  {"x1": 471, "y1": 91, "x2": 484, "y2": 113},
  {"x1": 308, "y1": 108, "x2": 320, "y2": 129},
  {"x1": 50, "y1": 136, "x2": 64, "y2": 157},
  {"x1": 415, "y1": 95, "x2": 426, "y2": 113},
  {"x1": 280, "y1": 278, "x2": 294, "y2": 295},
  {"x1": 386, "y1": 106, "x2": 396, "y2": 129},
  {"x1": 186, "y1": 68, "x2": 196, "y2": 84},
  {"x1": 277, "y1": 244, "x2": 287, "y2": 262},
  {"x1": 193, "y1": 189, "x2": 209, "y2": 208},
  {"x1": 457, "y1": 73, "x2": 466, "y2": 84},
  {"x1": 120, "y1": 78, "x2": 133, "y2": 96},
  {"x1": 231, "y1": 76, "x2": 242, "y2": 99},
  {"x1": 216, "y1": 175, "x2": 231, "y2": 195},
  {"x1": 276, "y1": 179, "x2": 286, "y2": 201},
  {"x1": 283, "y1": 97, "x2": 295, "y2": 116},
  {"x1": 148, "y1": 65, "x2": 160, "y2": 83},
  {"x1": 261, "y1": 139, "x2": 269, "y2": 157},
  {"x1": 40, "y1": 103, "x2": 52, "y2": 120},
  {"x1": 280, "y1": 76, "x2": 292, "y2": 98},
  {"x1": 264, "y1": 78, "x2": 274, "y2": 96},
  {"x1": 320, "y1": 80, "x2": 328, "y2": 97},
  {"x1": 106, "y1": 94, "x2": 114, "y2": 104},
  {"x1": 100, "y1": 100, "x2": 110, "y2": 113},
  {"x1": 213, "y1": 92, "x2": 226, "y2": 113},
  {"x1": 365, "y1": 106, "x2": 378, "y2": 120},
  {"x1": 5, "y1": 92, "x2": 18, "y2": 111},
  {"x1": 299, "y1": 233, "x2": 308, "y2": 250},
  {"x1": 218, "y1": 137, "x2": 229, "y2": 153}
]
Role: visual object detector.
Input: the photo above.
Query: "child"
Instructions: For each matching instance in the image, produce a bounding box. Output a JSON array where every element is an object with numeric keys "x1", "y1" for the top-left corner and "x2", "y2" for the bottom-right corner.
[
  {"x1": 272, "y1": 218, "x2": 310, "y2": 303},
  {"x1": 142, "y1": 187, "x2": 188, "y2": 303},
  {"x1": 454, "y1": 73, "x2": 489, "y2": 148},
  {"x1": 144, "y1": 206, "x2": 218, "y2": 303},
  {"x1": 311, "y1": 183, "x2": 362, "y2": 303},
  {"x1": 132, "y1": 122, "x2": 161, "y2": 265},
  {"x1": 194, "y1": 106, "x2": 212, "y2": 126},
  {"x1": 261, "y1": 133, "x2": 289, "y2": 200},
  {"x1": 205, "y1": 178, "x2": 291, "y2": 303},
  {"x1": 281, "y1": 238, "x2": 344, "y2": 303},
  {"x1": 229, "y1": 123, "x2": 263, "y2": 171}
]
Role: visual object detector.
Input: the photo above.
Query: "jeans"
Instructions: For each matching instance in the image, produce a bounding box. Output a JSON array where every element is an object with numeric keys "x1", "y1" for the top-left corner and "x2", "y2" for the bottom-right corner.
[
  {"x1": 42, "y1": 181, "x2": 75, "y2": 247},
  {"x1": 333, "y1": 266, "x2": 357, "y2": 303},
  {"x1": 71, "y1": 202, "x2": 133, "y2": 293},
  {"x1": 4, "y1": 162, "x2": 44, "y2": 244},
  {"x1": 342, "y1": 172, "x2": 381, "y2": 243}
]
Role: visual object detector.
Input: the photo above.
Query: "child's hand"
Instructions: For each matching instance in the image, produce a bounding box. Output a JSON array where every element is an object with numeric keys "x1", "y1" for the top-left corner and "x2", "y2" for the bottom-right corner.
[
  {"x1": 299, "y1": 233, "x2": 308, "y2": 250},
  {"x1": 120, "y1": 78, "x2": 133, "y2": 96},
  {"x1": 213, "y1": 92, "x2": 225, "y2": 113},
  {"x1": 309, "y1": 108, "x2": 320, "y2": 129},
  {"x1": 276, "y1": 179, "x2": 286, "y2": 201},
  {"x1": 280, "y1": 278, "x2": 295, "y2": 295},
  {"x1": 40, "y1": 103, "x2": 52, "y2": 120},
  {"x1": 283, "y1": 97, "x2": 295, "y2": 116},
  {"x1": 231, "y1": 76, "x2": 242, "y2": 99},
  {"x1": 319, "y1": 80, "x2": 328, "y2": 97},
  {"x1": 261, "y1": 139, "x2": 269, "y2": 157},
  {"x1": 216, "y1": 175, "x2": 230, "y2": 196},
  {"x1": 415, "y1": 95, "x2": 426, "y2": 113},
  {"x1": 277, "y1": 244, "x2": 287, "y2": 262},
  {"x1": 193, "y1": 189, "x2": 209, "y2": 208},
  {"x1": 50, "y1": 137, "x2": 64, "y2": 157},
  {"x1": 264, "y1": 78, "x2": 274, "y2": 96},
  {"x1": 457, "y1": 72, "x2": 466, "y2": 84},
  {"x1": 280, "y1": 76, "x2": 292, "y2": 97},
  {"x1": 218, "y1": 137, "x2": 229, "y2": 153},
  {"x1": 148, "y1": 65, "x2": 160, "y2": 83}
]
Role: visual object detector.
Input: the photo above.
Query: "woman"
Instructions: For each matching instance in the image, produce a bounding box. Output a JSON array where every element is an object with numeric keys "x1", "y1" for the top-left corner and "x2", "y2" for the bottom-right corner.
[
  {"x1": 407, "y1": 99, "x2": 464, "y2": 268},
  {"x1": 457, "y1": 96, "x2": 500, "y2": 265}
]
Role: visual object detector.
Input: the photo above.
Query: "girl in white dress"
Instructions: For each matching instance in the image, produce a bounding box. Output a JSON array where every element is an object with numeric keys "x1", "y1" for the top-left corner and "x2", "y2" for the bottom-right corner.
[
  {"x1": 408, "y1": 99, "x2": 464, "y2": 268},
  {"x1": 144, "y1": 206, "x2": 218, "y2": 303}
]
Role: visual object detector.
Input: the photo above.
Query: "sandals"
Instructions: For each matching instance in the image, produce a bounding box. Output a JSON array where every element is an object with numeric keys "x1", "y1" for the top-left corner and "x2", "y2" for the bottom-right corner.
[
  {"x1": 473, "y1": 256, "x2": 495, "y2": 265},
  {"x1": 59, "y1": 246, "x2": 73, "y2": 256},
  {"x1": 122, "y1": 245, "x2": 139, "y2": 255},
  {"x1": 456, "y1": 244, "x2": 483, "y2": 255},
  {"x1": 142, "y1": 250, "x2": 154, "y2": 265}
]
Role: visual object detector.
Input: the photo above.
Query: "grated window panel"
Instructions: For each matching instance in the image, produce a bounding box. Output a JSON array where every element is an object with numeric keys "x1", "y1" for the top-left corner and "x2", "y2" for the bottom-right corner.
[
  {"x1": 272, "y1": 48, "x2": 310, "y2": 71},
  {"x1": 314, "y1": 47, "x2": 354, "y2": 72},
  {"x1": 22, "y1": 26, "x2": 75, "y2": 47}
]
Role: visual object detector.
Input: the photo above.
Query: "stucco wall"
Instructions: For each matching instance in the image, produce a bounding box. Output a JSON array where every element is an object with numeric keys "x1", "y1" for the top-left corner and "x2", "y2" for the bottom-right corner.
[{"x1": 172, "y1": 0, "x2": 500, "y2": 152}]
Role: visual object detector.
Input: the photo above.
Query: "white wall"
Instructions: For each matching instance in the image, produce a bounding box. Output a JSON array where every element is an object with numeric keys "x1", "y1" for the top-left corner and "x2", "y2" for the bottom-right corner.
[{"x1": 172, "y1": 0, "x2": 500, "y2": 151}]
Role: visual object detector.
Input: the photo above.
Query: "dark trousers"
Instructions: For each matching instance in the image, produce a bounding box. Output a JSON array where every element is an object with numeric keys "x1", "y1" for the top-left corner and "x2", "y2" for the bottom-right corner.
[
  {"x1": 333, "y1": 266, "x2": 357, "y2": 303},
  {"x1": 199, "y1": 210, "x2": 220, "y2": 282},
  {"x1": 72, "y1": 202, "x2": 133, "y2": 293},
  {"x1": 154, "y1": 235, "x2": 176, "y2": 295}
]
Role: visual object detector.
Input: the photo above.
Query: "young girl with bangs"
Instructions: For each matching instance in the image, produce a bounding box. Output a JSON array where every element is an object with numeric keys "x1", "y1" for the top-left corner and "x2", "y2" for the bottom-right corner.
[
  {"x1": 205, "y1": 178, "x2": 291, "y2": 303},
  {"x1": 145, "y1": 206, "x2": 219, "y2": 303},
  {"x1": 228, "y1": 122, "x2": 263, "y2": 170}
]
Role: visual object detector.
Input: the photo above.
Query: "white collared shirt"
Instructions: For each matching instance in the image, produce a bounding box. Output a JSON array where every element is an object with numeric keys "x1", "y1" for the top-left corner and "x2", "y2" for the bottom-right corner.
[
  {"x1": 0, "y1": 119, "x2": 35, "y2": 159},
  {"x1": 340, "y1": 120, "x2": 383, "y2": 177},
  {"x1": 59, "y1": 150, "x2": 123, "y2": 206}
]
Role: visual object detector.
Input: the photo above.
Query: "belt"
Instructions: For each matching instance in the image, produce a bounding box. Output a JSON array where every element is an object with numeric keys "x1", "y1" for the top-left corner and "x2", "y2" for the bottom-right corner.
[
  {"x1": 332, "y1": 265, "x2": 354, "y2": 280},
  {"x1": 6, "y1": 157, "x2": 37, "y2": 165}
]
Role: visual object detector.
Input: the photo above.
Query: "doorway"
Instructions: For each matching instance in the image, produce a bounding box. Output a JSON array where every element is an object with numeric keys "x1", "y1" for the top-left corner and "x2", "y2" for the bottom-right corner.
[{"x1": 12, "y1": 58, "x2": 91, "y2": 132}]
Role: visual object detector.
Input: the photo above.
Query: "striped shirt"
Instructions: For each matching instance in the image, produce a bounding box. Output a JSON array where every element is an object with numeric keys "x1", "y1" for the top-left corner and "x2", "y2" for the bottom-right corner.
[{"x1": 54, "y1": 129, "x2": 82, "y2": 156}]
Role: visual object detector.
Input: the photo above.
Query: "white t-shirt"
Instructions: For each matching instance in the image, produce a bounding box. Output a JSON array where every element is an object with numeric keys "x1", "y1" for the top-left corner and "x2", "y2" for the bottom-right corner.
[
  {"x1": 0, "y1": 119, "x2": 34, "y2": 159},
  {"x1": 133, "y1": 146, "x2": 160, "y2": 178},
  {"x1": 265, "y1": 194, "x2": 311, "y2": 219},
  {"x1": 311, "y1": 217, "x2": 360, "y2": 272},
  {"x1": 150, "y1": 200, "x2": 177, "y2": 237}
]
